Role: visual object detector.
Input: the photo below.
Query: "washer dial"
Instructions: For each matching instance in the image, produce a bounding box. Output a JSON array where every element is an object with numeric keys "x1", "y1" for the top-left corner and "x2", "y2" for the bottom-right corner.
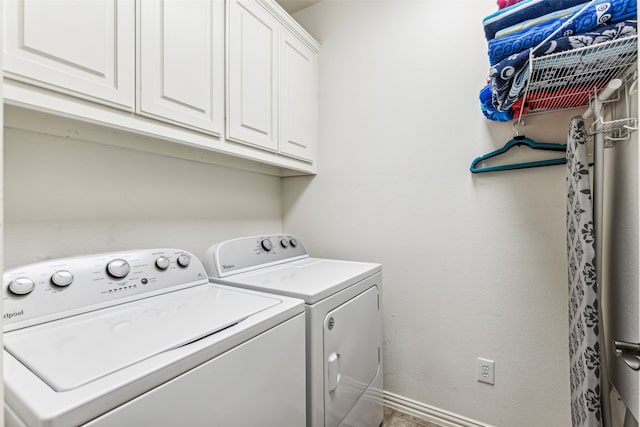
[
  {"x1": 155, "y1": 256, "x2": 170, "y2": 270},
  {"x1": 8, "y1": 277, "x2": 35, "y2": 295},
  {"x1": 261, "y1": 239, "x2": 273, "y2": 252},
  {"x1": 51, "y1": 270, "x2": 74, "y2": 287},
  {"x1": 107, "y1": 259, "x2": 131, "y2": 279},
  {"x1": 177, "y1": 254, "x2": 191, "y2": 268}
]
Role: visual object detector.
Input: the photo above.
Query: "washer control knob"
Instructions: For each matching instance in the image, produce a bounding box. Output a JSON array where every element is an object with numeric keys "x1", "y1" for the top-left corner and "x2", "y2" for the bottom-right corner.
[
  {"x1": 289, "y1": 238, "x2": 298, "y2": 248},
  {"x1": 107, "y1": 259, "x2": 130, "y2": 279},
  {"x1": 280, "y1": 239, "x2": 289, "y2": 248},
  {"x1": 261, "y1": 239, "x2": 273, "y2": 252},
  {"x1": 8, "y1": 277, "x2": 35, "y2": 295},
  {"x1": 177, "y1": 254, "x2": 191, "y2": 268},
  {"x1": 51, "y1": 270, "x2": 74, "y2": 287},
  {"x1": 155, "y1": 256, "x2": 170, "y2": 270}
]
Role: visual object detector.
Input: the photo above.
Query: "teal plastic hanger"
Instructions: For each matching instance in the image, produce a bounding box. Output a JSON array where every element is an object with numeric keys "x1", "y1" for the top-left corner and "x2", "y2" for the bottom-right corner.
[{"x1": 470, "y1": 135, "x2": 567, "y2": 173}]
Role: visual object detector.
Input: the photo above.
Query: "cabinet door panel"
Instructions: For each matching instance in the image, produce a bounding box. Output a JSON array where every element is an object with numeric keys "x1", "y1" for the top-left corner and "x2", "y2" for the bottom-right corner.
[
  {"x1": 3, "y1": 0, "x2": 134, "y2": 109},
  {"x1": 139, "y1": 0, "x2": 224, "y2": 135},
  {"x1": 279, "y1": 30, "x2": 316, "y2": 162},
  {"x1": 227, "y1": 0, "x2": 278, "y2": 151}
]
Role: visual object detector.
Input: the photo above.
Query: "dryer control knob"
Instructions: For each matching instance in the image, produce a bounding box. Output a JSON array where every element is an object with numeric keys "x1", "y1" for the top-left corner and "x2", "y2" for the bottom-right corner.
[
  {"x1": 289, "y1": 238, "x2": 298, "y2": 248},
  {"x1": 107, "y1": 259, "x2": 131, "y2": 279},
  {"x1": 155, "y1": 256, "x2": 170, "y2": 270},
  {"x1": 280, "y1": 239, "x2": 289, "y2": 248},
  {"x1": 8, "y1": 277, "x2": 35, "y2": 295},
  {"x1": 177, "y1": 254, "x2": 191, "y2": 268},
  {"x1": 261, "y1": 239, "x2": 273, "y2": 252},
  {"x1": 51, "y1": 270, "x2": 74, "y2": 287}
]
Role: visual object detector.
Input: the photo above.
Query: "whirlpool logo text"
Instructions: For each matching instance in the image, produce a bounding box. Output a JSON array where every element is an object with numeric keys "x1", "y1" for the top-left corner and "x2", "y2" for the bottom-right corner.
[{"x1": 4, "y1": 310, "x2": 24, "y2": 320}]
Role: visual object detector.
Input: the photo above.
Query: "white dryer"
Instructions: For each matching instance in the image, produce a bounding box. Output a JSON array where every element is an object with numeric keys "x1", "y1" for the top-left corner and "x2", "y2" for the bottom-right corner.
[
  {"x1": 3, "y1": 248, "x2": 306, "y2": 427},
  {"x1": 204, "y1": 234, "x2": 383, "y2": 427}
]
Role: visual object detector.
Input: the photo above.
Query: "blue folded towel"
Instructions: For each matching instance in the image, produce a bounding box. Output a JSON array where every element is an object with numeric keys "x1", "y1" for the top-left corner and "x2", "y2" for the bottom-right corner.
[
  {"x1": 483, "y1": 0, "x2": 593, "y2": 40},
  {"x1": 479, "y1": 84, "x2": 514, "y2": 122},
  {"x1": 487, "y1": 0, "x2": 637, "y2": 65}
]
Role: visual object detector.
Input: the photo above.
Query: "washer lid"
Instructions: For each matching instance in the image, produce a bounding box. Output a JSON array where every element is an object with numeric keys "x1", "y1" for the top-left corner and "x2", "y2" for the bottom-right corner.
[
  {"x1": 4, "y1": 284, "x2": 281, "y2": 392},
  {"x1": 215, "y1": 258, "x2": 381, "y2": 304}
]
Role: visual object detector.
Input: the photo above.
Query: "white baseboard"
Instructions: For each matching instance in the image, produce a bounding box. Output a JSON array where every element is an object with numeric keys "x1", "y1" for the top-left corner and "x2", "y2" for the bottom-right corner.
[{"x1": 383, "y1": 390, "x2": 494, "y2": 427}]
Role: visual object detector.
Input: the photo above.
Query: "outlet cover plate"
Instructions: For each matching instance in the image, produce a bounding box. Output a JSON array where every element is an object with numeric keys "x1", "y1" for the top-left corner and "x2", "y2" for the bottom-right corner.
[{"x1": 477, "y1": 357, "x2": 495, "y2": 385}]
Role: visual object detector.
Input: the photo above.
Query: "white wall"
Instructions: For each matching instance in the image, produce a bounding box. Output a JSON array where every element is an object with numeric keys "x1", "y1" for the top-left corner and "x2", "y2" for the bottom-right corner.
[
  {"x1": 4, "y1": 125, "x2": 283, "y2": 268},
  {"x1": 284, "y1": 1, "x2": 582, "y2": 425}
]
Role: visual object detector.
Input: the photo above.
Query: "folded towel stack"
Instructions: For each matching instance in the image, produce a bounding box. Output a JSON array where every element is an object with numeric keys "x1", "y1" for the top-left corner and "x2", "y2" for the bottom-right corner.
[{"x1": 479, "y1": 0, "x2": 637, "y2": 121}]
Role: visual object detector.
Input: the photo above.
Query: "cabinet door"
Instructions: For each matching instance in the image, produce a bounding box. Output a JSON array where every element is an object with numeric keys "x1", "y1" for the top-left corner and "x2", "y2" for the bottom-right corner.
[
  {"x1": 227, "y1": 0, "x2": 279, "y2": 152},
  {"x1": 139, "y1": 0, "x2": 224, "y2": 135},
  {"x1": 279, "y1": 30, "x2": 316, "y2": 162},
  {"x1": 3, "y1": 0, "x2": 135, "y2": 110}
]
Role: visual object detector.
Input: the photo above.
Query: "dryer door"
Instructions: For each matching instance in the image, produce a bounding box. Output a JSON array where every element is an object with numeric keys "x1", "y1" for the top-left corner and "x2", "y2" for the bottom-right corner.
[{"x1": 323, "y1": 285, "x2": 380, "y2": 426}]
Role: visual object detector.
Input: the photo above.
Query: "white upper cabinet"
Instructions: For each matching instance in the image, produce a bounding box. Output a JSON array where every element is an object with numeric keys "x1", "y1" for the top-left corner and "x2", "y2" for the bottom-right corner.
[
  {"x1": 3, "y1": 0, "x2": 135, "y2": 110},
  {"x1": 2, "y1": 0, "x2": 319, "y2": 175},
  {"x1": 227, "y1": 0, "x2": 279, "y2": 152},
  {"x1": 279, "y1": 29, "x2": 316, "y2": 161},
  {"x1": 138, "y1": 0, "x2": 224, "y2": 135},
  {"x1": 227, "y1": 0, "x2": 319, "y2": 162}
]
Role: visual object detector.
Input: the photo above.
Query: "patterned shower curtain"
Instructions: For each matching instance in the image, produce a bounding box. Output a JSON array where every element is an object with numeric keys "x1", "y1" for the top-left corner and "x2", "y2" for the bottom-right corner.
[{"x1": 566, "y1": 116, "x2": 602, "y2": 427}]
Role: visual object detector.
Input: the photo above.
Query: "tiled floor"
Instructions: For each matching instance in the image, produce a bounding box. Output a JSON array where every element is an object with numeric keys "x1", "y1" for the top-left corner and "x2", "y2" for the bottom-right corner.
[{"x1": 382, "y1": 407, "x2": 445, "y2": 427}]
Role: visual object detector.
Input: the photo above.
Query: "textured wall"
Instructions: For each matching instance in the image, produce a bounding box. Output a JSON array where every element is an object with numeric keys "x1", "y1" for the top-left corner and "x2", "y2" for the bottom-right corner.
[
  {"x1": 4, "y1": 126, "x2": 283, "y2": 268},
  {"x1": 283, "y1": 1, "x2": 582, "y2": 425}
]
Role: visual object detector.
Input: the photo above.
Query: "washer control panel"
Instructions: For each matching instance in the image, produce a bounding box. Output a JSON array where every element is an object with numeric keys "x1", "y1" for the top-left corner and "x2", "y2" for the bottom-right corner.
[
  {"x1": 204, "y1": 234, "x2": 308, "y2": 278},
  {"x1": 3, "y1": 249, "x2": 208, "y2": 331}
]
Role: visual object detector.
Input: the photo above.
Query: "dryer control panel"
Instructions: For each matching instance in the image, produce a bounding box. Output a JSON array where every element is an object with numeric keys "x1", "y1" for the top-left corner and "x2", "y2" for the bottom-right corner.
[
  {"x1": 204, "y1": 234, "x2": 308, "y2": 278},
  {"x1": 3, "y1": 249, "x2": 208, "y2": 331}
]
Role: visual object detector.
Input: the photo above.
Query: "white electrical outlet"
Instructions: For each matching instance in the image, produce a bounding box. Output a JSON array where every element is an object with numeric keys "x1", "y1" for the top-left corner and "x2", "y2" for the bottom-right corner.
[{"x1": 476, "y1": 358, "x2": 495, "y2": 385}]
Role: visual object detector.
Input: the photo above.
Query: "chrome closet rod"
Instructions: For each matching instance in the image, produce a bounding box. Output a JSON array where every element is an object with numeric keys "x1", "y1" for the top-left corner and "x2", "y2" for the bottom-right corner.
[{"x1": 582, "y1": 78, "x2": 623, "y2": 427}]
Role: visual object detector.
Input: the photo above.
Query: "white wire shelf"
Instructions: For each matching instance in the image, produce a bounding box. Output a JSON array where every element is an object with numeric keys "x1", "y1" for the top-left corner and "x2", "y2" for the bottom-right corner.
[{"x1": 518, "y1": 35, "x2": 638, "y2": 117}]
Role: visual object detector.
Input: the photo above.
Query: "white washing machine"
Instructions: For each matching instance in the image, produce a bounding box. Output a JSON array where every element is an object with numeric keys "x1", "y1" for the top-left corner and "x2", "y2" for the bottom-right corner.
[
  {"x1": 204, "y1": 234, "x2": 383, "y2": 427},
  {"x1": 3, "y1": 248, "x2": 306, "y2": 427}
]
